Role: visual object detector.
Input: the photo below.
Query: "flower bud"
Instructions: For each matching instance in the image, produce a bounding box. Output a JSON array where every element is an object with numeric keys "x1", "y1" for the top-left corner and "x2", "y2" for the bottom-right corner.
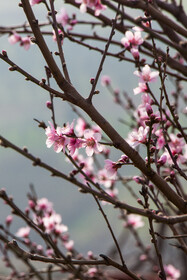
[
  {"x1": 146, "y1": 103, "x2": 153, "y2": 116},
  {"x1": 46, "y1": 101, "x2": 52, "y2": 110}
]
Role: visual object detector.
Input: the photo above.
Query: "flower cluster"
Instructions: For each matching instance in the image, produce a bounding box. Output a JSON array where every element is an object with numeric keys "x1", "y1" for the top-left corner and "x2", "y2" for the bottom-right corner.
[
  {"x1": 16, "y1": 197, "x2": 74, "y2": 254},
  {"x1": 45, "y1": 119, "x2": 103, "y2": 157}
]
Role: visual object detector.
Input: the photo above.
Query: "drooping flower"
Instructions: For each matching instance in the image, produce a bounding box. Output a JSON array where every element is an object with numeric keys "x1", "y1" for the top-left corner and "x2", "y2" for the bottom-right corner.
[{"x1": 134, "y1": 64, "x2": 159, "y2": 83}]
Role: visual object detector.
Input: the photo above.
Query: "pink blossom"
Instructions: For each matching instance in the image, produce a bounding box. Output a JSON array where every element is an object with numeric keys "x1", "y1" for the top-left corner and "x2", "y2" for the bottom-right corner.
[
  {"x1": 55, "y1": 224, "x2": 68, "y2": 235},
  {"x1": 134, "y1": 64, "x2": 159, "y2": 83},
  {"x1": 169, "y1": 133, "x2": 185, "y2": 154},
  {"x1": 139, "y1": 254, "x2": 147, "y2": 261},
  {"x1": 124, "y1": 214, "x2": 144, "y2": 229},
  {"x1": 16, "y1": 226, "x2": 30, "y2": 238},
  {"x1": 46, "y1": 101, "x2": 52, "y2": 109},
  {"x1": 83, "y1": 129, "x2": 103, "y2": 156},
  {"x1": 46, "y1": 248, "x2": 54, "y2": 257},
  {"x1": 130, "y1": 47, "x2": 140, "y2": 60},
  {"x1": 8, "y1": 32, "x2": 21, "y2": 45},
  {"x1": 56, "y1": 8, "x2": 69, "y2": 26},
  {"x1": 30, "y1": 0, "x2": 42, "y2": 5},
  {"x1": 121, "y1": 30, "x2": 143, "y2": 49},
  {"x1": 81, "y1": 155, "x2": 94, "y2": 172},
  {"x1": 97, "y1": 169, "x2": 114, "y2": 188},
  {"x1": 101, "y1": 75, "x2": 111, "y2": 86},
  {"x1": 161, "y1": 134, "x2": 186, "y2": 165},
  {"x1": 133, "y1": 82, "x2": 148, "y2": 95},
  {"x1": 52, "y1": 29, "x2": 64, "y2": 44},
  {"x1": 75, "y1": 0, "x2": 106, "y2": 16},
  {"x1": 157, "y1": 154, "x2": 167, "y2": 166},
  {"x1": 45, "y1": 122, "x2": 70, "y2": 153},
  {"x1": 145, "y1": 103, "x2": 153, "y2": 116},
  {"x1": 64, "y1": 240, "x2": 74, "y2": 251},
  {"x1": 36, "y1": 198, "x2": 53, "y2": 213},
  {"x1": 42, "y1": 213, "x2": 67, "y2": 234},
  {"x1": 104, "y1": 159, "x2": 118, "y2": 178},
  {"x1": 87, "y1": 267, "x2": 98, "y2": 278},
  {"x1": 164, "y1": 264, "x2": 181, "y2": 280},
  {"x1": 155, "y1": 130, "x2": 165, "y2": 149},
  {"x1": 141, "y1": 93, "x2": 153, "y2": 105},
  {"x1": 20, "y1": 37, "x2": 31, "y2": 50},
  {"x1": 105, "y1": 188, "x2": 118, "y2": 199},
  {"x1": 67, "y1": 137, "x2": 84, "y2": 156},
  {"x1": 92, "y1": 124, "x2": 101, "y2": 133},
  {"x1": 133, "y1": 176, "x2": 144, "y2": 184},
  {"x1": 5, "y1": 215, "x2": 13, "y2": 226},
  {"x1": 127, "y1": 126, "x2": 149, "y2": 147},
  {"x1": 75, "y1": 118, "x2": 87, "y2": 136},
  {"x1": 87, "y1": 250, "x2": 94, "y2": 259}
]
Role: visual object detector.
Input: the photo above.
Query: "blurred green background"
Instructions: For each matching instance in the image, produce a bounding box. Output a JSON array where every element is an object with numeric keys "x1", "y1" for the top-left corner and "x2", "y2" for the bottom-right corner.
[{"x1": 0, "y1": 0, "x2": 186, "y2": 276}]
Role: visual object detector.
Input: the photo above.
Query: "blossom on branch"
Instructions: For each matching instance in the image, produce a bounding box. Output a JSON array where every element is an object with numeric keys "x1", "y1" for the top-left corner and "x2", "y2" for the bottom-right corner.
[
  {"x1": 8, "y1": 33, "x2": 31, "y2": 50},
  {"x1": 164, "y1": 264, "x2": 181, "y2": 280},
  {"x1": 127, "y1": 126, "x2": 149, "y2": 147},
  {"x1": 56, "y1": 8, "x2": 69, "y2": 27},
  {"x1": 133, "y1": 82, "x2": 148, "y2": 95},
  {"x1": 124, "y1": 214, "x2": 144, "y2": 229},
  {"x1": 101, "y1": 75, "x2": 111, "y2": 87},
  {"x1": 52, "y1": 29, "x2": 64, "y2": 44},
  {"x1": 82, "y1": 129, "x2": 103, "y2": 156},
  {"x1": 75, "y1": 117, "x2": 87, "y2": 136},
  {"x1": 104, "y1": 159, "x2": 119, "y2": 178},
  {"x1": 16, "y1": 226, "x2": 30, "y2": 238},
  {"x1": 134, "y1": 64, "x2": 159, "y2": 83},
  {"x1": 75, "y1": 0, "x2": 106, "y2": 16},
  {"x1": 30, "y1": 0, "x2": 43, "y2": 5},
  {"x1": 8, "y1": 32, "x2": 21, "y2": 45},
  {"x1": 121, "y1": 30, "x2": 144, "y2": 49},
  {"x1": 45, "y1": 122, "x2": 70, "y2": 153},
  {"x1": 20, "y1": 36, "x2": 31, "y2": 50}
]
